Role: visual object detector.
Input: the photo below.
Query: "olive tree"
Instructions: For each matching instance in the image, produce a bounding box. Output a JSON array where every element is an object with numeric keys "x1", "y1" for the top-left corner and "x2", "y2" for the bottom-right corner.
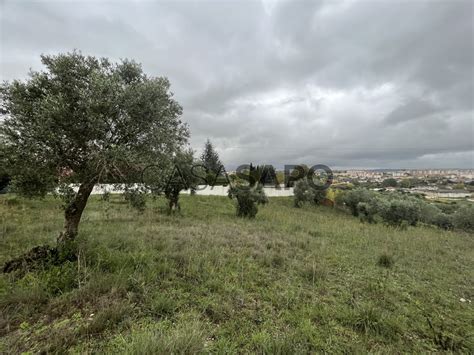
[
  {"x1": 293, "y1": 179, "x2": 327, "y2": 207},
  {"x1": 228, "y1": 164, "x2": 268, "y2": 218},
  {"x1": 163, "y1": 149, "x2": 201, "y2": 213},
  {"x1": 0, "y1": 52, "x2": 188, "y2": 261}
]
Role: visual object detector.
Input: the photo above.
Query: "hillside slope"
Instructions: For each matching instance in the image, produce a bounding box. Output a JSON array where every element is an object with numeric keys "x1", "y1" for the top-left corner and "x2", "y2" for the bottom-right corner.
[{"x1": 0, "y1": 195, "x2": 473, "y2": 353}]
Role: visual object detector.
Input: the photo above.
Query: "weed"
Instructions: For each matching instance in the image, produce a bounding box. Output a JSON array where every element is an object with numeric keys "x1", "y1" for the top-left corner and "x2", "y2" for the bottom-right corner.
[{"x1": 377, "y1": 253, "x2": 394, "y2": 268}]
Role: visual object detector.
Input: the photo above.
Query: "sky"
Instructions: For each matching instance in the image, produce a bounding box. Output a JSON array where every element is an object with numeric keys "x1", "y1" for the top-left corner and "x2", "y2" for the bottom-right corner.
[{"x1": 1, "y1": 0, "x2": 473, "y2": 169}]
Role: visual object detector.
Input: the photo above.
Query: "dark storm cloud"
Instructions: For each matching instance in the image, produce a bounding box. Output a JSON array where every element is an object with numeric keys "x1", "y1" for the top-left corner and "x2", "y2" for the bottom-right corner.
[{"x1": 1, "y1": 0, "x2": 472, "y2": 168}]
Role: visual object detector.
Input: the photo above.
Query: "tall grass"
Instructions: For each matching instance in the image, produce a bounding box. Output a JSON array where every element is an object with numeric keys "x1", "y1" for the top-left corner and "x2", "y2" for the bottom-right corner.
[{"x1": 0, "y1": 194, "x2": 473, "y2": 352}]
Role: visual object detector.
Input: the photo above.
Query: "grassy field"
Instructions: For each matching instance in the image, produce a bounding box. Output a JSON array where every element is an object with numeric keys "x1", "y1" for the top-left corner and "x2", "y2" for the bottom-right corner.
[{"x1": 0, "y1": 194, "x2": 473, "y2": 353}]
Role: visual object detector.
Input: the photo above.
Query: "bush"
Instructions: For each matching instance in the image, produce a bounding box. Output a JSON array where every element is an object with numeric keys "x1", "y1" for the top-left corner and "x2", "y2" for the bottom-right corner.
[
  {"x1": 453, "y1": 205, "x2": 474, "y2": 232},
  {"x1": 379, "y1": 198, "x2": 421, "y2": 227},
  {"x1": 124, "y1": 189, "x2": 147, "y2": 212},
  {"x1": 293, "y1": 179, "x2": 327, "y2": 207},
  {"x1": 419, "y1": 203, "x2": 441, "y2": 224},
  {"x1": 340, "y1": 188, "x2": 377, "y2": 216},
  {"x1": 377, "y1": 253, "x2": 394, "y2": 268},
  {"x1": 337, "y1": 187, "x2": 466, "y2": 232},
  {"x1": 435, "y1": 203, "x2": 458, "y2": 215},
  {"x1": 432, "y1": 212, "x2": 454, "y2": 230},
  {"x1": 41, "y1": 261, "x2": 78, "y2": 295},
  {"x1": 228, "y1": 185, "x2": 268, "y2": 218},
  {"x1": 357, "y1": 201, "x2": 378, "y2": 223},
  {"x1": 381, "y1": 178, "x2": 398, "y2": 188}
]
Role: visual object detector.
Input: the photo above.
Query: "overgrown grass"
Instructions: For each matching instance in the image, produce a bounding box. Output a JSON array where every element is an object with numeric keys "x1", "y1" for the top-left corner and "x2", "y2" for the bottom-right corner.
[{"x1": 0, "y1": 194, "x2": 473, "y2": 352}]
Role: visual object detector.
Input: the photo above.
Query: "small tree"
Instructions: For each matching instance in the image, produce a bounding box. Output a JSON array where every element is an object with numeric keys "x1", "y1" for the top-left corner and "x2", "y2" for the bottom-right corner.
[
  {"x1": 357, "y1": 201, "x2": 379, "y2": 223},
  {"x1": 379, "y1": 198, "x2": 421, "y2": 227},
  {"x1": 432, "y1": 212, "x2": 454, "y2": 230},
  {"x1": 0, "y1": 52, "x2": 188, "y2": 263},
  {"x1": 200, "y1": 139, "x2": 222, "y2": 174},
  {"x1": 382, "y1": 178, "x2": 398, "y2": 188},
  {"x1": 453, "y1": 205, "x2": 474, "y2": 232},
  {"x1": 228, "y1": 164, "x2": 268, "y2": 218},
  {"x1": 124, "y1": 187, "x2": 147, "y2": 212},
  {"x1": 260, "y1": 165, "x2": 279, "y2": 187},
  {"x1": 162, "y1": 149, "x2": 200, "y2": 213},
  {"x1": 293, "y1": 179, "x2": 327, "y2": 207},
  {"x1": 339, "y1": 188, "x2": 377, "y2": 216}
]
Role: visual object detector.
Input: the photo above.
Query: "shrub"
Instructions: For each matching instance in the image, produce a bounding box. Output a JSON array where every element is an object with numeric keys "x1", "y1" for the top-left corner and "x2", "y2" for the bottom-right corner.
[
  {"x1": 419, "y1": 202, "x2": 441, "y2": 224},
  {"x1": 453, "y1": 205, "x2": 474, "y2": 232},
  {"x1": 338, "y1": 188, "x2": 458, "y2": 231},
  {"x1": 124, "y1": 189, "x2": 147, "y2": 212},
  {"x1": 435, "y1": 203, "x2": 458, "y2": 215},
  {"x1": 162, "y1": 150, "x2": 200, "y2": 213},
  {"x1": 377, "y1": 253, "x2": 394, "y2": 268},
  {"x1": 293, "y1": 179, "x2": 327, "y2": 207},
  {"x1": 379, "y1": 198, "x2": 421, "y2": 227},
  {"x1": 357, "y1": 201, "x2": 378, "y2": 223},
  {"x1": 340, "y1": 188, "x2": 377, "y2": 216},
  {"x1": 381, "y1": 178, "x2": 398, "y2": 188},
  {"x1": 228, "y1": 185, "x2": 268, "y2": 218},
  {"x1": 228, "y1": 164, "x2": 269, "y2": 218},
  {"x1": 432, "y1": 212, "x2": 454, "y2": 230},
  {"x1": 41, "y1": 261, "x2": 78, "y2": 295}
]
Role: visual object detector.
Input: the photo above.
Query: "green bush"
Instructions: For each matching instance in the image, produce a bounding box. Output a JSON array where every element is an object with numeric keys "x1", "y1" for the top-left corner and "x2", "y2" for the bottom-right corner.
[
  {"x1": 357, "y1": 201, "x2": 378, "y2": 223},
  {"x1": 377, "y1": 253, "x2": 394, "y2": 268},
  {"x1": 338, "y1": 188, "x2": 461, "y2": 232},
  {"x1": 381, "y1": 178, "x2": 398, "y2": 188},
  {"x1": 432, "y1": 212, "x2": 454, "y2": 230},
  {"x1": 124, "y1": 189, "x2": 147, "y2": 212},
  {"x1": 41, "y1": 261, "x2": 78, "y2": 295},
  {"x1": 293, "y1": 179, "x2": 327, "y2": 207},
  {"x1": 435, "y1": 203, "x2": 458, "y2": 215},
  {"x1": 228, "y1": 185, "x2": 268, "y2": 218},
  {"x1": 379, "y1": 198, "x2": 421, "y2": 227},
  {"x1": 419, "y1": 202, "x2": 441, "y2": 224},
  {"x1": 340, "y1": 188, "x2": 377, "y2": 216},
  {"x1": 453, "y1": 205, "x2": 474, "y2": 232},
  {"x1": 228, "y1": 164, "x2": 269, "y2": 218}
]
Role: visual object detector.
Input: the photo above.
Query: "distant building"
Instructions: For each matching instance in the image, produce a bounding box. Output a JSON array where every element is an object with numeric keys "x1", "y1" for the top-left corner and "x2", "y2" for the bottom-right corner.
[{"x1": 411, "y1": 189, "x2": 471, "y2": 199}]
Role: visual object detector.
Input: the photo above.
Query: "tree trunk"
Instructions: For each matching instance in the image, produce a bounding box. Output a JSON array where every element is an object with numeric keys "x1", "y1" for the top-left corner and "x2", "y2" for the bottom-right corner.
[
  {"x1": 168, "y1": 196, "x2": 180, "y2": 213},
  {"x1": 2, "y1": 180, "x2": 96, "y2": 273},
  {"x1": 57, "y1": 181, "x2": 95, "y2": 259}
]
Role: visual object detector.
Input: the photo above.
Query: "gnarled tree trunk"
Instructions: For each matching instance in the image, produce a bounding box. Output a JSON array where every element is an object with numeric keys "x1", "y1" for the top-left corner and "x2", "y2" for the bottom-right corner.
[
  {"x1": 57, "y1": 181, "x2": 96, "y2": 259},
  {"x1": 3, "y1": 181, "x2": 96, "y2": 273}
]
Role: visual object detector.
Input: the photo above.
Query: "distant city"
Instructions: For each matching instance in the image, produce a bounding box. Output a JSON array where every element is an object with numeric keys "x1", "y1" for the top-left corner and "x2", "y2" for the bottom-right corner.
[
  {"x1": 334, "y1": 169, "x2": 474, "y2": 181},
  {"x1": 332, "y1": 169, "x2": 474, "y2": 200}
]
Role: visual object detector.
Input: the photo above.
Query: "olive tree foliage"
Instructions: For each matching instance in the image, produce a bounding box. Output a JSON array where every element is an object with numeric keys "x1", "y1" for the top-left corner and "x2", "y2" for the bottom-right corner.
[
  {"x1": 163, "y1": 149, "x2": 201, "y2": 213},
  {"x1": 453, "y1": 205, "x2": 474, "y2": 232},
  {"x1": 338, "y1": 188, "x2": 377, "y2": 217},
  {"x1": 378, "y1": 198, "x2": 421, "y2": 227},
  {"x1": 381, "y1": 178, "x2": 398, "y2": 188},
  {"x1": 228, "y1": 164, "x2": 268, "y2": 218},
  {"x1": 0, "y1": 52, "x2": 188, "y2": 257},
  {"x1": 337, "y1": 187, "x2": 473, "y2": 232},
  {"x1": 293, "y1": 179, "x2": 327, "y2": 207}
]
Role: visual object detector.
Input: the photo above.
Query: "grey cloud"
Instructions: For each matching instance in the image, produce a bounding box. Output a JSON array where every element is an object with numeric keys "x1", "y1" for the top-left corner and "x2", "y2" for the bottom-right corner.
[
  {"x1": 384, "y1": 99, "x2": 440, "y2": 125},
  {"x1": 1, "y1": 0, "x2": 472, "y2": 168}
]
